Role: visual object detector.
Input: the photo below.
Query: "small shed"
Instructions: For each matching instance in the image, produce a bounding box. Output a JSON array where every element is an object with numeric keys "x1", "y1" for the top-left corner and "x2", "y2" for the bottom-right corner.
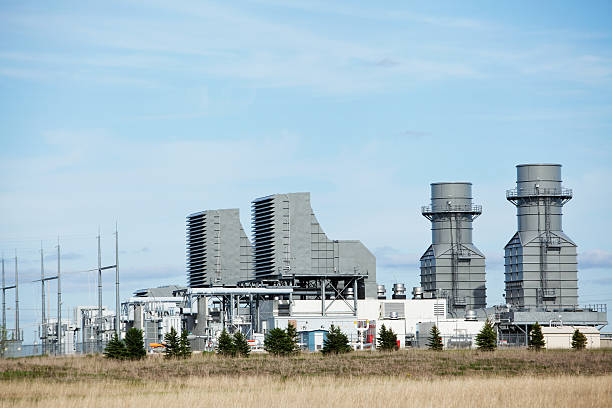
[
  {"x1": 541, "y1": 325, "x2": 600, "y2": 349},
  {"x1": 299, "y1": 330, "x2": 328, "y2": 352}
]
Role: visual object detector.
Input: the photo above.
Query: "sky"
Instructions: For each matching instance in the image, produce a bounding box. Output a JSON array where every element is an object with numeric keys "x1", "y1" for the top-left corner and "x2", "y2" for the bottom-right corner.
[{"x1": 1, "y1": 0, "x2": 611, "y2": 342}]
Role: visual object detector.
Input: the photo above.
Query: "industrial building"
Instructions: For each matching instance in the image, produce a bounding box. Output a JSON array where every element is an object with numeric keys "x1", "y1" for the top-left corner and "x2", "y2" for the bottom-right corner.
[
  {"x1": 420, "y1": 182, "x2": 486, "y2": 316},
  {"x1": 498, "y1": 164, "x2": 606, "y2": 346},
  {"x1": 504, "y1": 164, "x2": 578, "y2": 309},
  {"x1": 186, "y1": 209, "x2": 253, "y2": 287},
  {"x1": 250, "y1": 192, "x2": 377, "y2": 299}
]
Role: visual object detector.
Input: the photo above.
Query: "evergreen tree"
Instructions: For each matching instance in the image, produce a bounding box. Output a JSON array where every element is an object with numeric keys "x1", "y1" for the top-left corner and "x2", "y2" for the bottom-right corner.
[
  {"x1": 285, "y1": 322, "x2": 300, "y2": 354},
  {"x1": 571, "y1": 329, "x2": 587, "y2": 350},
  {"x1": 427, "y1": 325, "x2": 443, "y2": 351},
  {"x1": 321, "y1": 325, "x2": 352, "y2": 354},
  {"x1": 529, "y1": 322, "x2": 545, "y2": 351},
  {"x1": 164, "y1": 327, "x2": 181, "y2": 358},
  {"x1": 104, "y1": 333, "x2": 127, "y2": 360},
  {"x1": 475, "y1": 320, "x2": 497, "y2": 351},
  {"x1": 179, "y1": 329, "x2": 192, "y2": 358},
  {"x1": 377, "y1": 324, "x2": 399, "y2": 351},
  {"x1": 216, "y1": 328, "x2": 235, "y2": 356},
  {"x1": 264, "y1": 327, "x2": 291, "y2": 356},
  {"x1": 233, "y1": 331, "x2": 251, "y2": 357},
  {"x1": 124, "y1": 328, "x2": 146, "y2": 359}
]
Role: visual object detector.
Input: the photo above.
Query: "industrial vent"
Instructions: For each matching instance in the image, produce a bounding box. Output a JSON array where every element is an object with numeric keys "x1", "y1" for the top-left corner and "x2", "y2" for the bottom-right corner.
[
  {"x1": 382, "y1": 303, "x2": 405, "y2": 319},
  {"x1": 252, "y1": 196, "x2": 276, "y2": 278},
  {"x1": 187, "y1": 212, "x2": 207, "y2": 287},
  {"x1": 433, "y1": 303, "x2": 445, "y2": 316}
]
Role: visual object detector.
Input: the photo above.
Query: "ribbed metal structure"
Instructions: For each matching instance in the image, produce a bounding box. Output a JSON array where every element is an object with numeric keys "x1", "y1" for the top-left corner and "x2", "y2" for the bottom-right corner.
[
  {"x1": 187, "y1": 211, "x2": 207, "y2": 287},
  {"x1": 420, "y1": 182, "x2": 486, "y2": 316},
  {"x1": 186, "y1": 209, "x2": 252, "y2": 287},
  {"x1": 504, "y1": 164, "x2": 577, "y2": 310},
  {"x1": 251, "y1": 192, "x2": 377, "y2": 298},
  {"x1": 252, "y1": 196, "x2": 276, "y2": 278}
]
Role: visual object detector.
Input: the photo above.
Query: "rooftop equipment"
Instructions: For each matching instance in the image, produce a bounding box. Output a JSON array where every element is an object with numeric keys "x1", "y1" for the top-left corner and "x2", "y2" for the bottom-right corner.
[
  {"x1": 412, "y1": 287, "x2": 424, "y2": 299},
  {"x1": 392, "y1": 283, "x2": 406, "y2": 299},
  {"x1": 377, "y1": 285, "x2": 386, "y2": 299}
]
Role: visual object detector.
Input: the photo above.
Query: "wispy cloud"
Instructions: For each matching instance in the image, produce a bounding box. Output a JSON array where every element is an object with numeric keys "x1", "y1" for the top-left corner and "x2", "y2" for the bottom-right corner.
[{"x1": 579, "y1": 249, "x2": 612, "y2": 269}]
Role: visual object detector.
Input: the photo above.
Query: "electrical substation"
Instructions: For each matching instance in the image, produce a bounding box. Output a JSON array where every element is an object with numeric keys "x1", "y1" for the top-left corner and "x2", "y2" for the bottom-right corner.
[{"x1": 0, "y1": 163, "x2": 608, "y2": 356}]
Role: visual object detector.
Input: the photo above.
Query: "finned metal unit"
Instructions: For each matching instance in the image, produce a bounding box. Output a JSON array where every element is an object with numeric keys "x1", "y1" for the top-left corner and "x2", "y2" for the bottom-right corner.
[
  {"x1": 504, "y1": 164, "x2": 578, "y2": 310},
  {"x1": 186, "y1": 209, "x2": 253, "y2": 287},
  {"x1": 420, "y1": 182, "x2": 486, "y2": 316}
]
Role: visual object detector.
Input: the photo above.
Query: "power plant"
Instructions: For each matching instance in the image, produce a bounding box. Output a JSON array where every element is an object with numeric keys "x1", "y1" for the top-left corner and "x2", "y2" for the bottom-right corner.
[{"x1": 0, "y1": 163, "x2": 608, "y2": 357}]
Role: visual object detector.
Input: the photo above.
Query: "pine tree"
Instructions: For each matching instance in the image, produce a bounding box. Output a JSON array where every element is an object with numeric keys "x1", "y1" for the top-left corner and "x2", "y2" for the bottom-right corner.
[
  {"x1": 571, "y1": 329, "x2": 587, "y2": 350},
  {"x1": 164, "y1": 327, "x2": 181, "y2": 358},
  {"x1": 104, "y1": 333, "x2": 127, "y2": 360},
  {"x1": 264, "y1": 327, "x2": 290, "y2": 356},
  {"x1": 179, "y1": 329, "x2": 192, "y2": 358},
  {"x1": 529, "y1": 322, "x2": 545, "y2": 351},
  {"x1": 475, "y1": 320, "x2": 497, "y2": 351},
  {"x1": 216, "y1": 328, "x2": 235, "y2": 356},
  {"x1": 233, "y1": 331, "x2": 251, "y2": 357},
  {"x1": 321, "y1": 325, "x2": 352, "y2": 354},
  {"x1": 377, "y1": 324, "x2": 399, "y2": 351},
  {"x1": 124, "y1": 328, "x2": 146, "y2": 359},
  {"x1": 285, "y1": 322, "x2": 299, "y2": 354},
  {"x1": 427, "y1": 325, "x2": 443, "y2": 351}
]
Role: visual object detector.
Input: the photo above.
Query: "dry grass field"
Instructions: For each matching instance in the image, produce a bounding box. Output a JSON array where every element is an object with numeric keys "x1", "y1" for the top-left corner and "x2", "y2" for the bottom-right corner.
[{"x1": 1, "y1": 349, "x2": 611, "y2": 407}]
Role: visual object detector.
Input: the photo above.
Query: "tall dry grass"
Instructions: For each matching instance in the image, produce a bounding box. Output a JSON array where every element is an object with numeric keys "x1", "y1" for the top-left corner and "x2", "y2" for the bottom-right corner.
[
  {"x1": 1, "y1": 349, "x2": 610, "y2": 380},
  {"x1": 1, "y1": 374, "x2": 610, "y2": 408}
]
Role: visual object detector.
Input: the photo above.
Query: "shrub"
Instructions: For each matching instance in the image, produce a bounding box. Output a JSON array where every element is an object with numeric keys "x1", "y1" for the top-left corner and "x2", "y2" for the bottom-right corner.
[
  {"x1": 475, "y1": 320, "x2": 497, "y2": 351},
  {"x1": 571, "y1": 329, "x2": 587, "y2": 350},
  {"x1": 321, "y1": 325, "x2": 352, "y2": 355},
  {"x1": 427, "y1": 325, "x2": 443, "y2": 351},
  {"x1": 377, "y1": 324, "x2": 398, "y2": 351},
  {"x1": 164, "y1": 327, "x2": 181, "y2": 358},
  {"x1": 104, "y1": 333, "x2": 127, "y2": 360},
  {"x1": 529, "y1": 322, "x2": 545, "y2": 351},
  {"x1": 216, "y1": 328, "x2": 235, "y2": 356},
  {"x1": 233, "y1": 331, "x2": 251, "y2": 357}
]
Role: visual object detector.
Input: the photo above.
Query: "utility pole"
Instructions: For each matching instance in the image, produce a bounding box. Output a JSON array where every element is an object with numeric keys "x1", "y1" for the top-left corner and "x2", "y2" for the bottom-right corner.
[
  {"x1": 97, "y1": 231, "x2": 102, "y2": 352},
  {"x1": 40, "y1": 244, "x2": 46, "y2": 355},
  {"x1": 1, "y1": 256, "x2": 5, "y2": 336},
  {"x1": 57, "y1": 240, "x2": 61, "y2": 356},
  {"x1": 115, "y1": 224, "x2": 120, "y2": 337},
  {"x1": 14, "y1": 252, "x2": 19, "y2": 342}
]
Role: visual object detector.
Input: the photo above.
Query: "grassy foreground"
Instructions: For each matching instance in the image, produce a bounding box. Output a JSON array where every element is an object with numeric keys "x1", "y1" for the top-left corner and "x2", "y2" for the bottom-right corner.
[{"x1": 0, "y1": 349, "x2": 611, "y2": 407}]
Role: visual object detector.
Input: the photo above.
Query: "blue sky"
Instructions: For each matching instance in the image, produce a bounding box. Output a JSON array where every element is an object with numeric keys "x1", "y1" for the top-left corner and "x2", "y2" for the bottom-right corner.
[{"x1": 1, "y1": 1, "x2": 611, "y2": 342}]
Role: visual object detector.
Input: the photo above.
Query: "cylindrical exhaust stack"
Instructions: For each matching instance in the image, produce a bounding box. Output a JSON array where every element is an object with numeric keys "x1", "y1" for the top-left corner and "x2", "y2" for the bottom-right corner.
[
  {"x1": 377, "y1": 285, "x2": 386, "y2": 299},
  {"x1": 420, "y1": 182, "x2": 486, "y2": 316},
  {"x1": 505, "y1": 164, "x2": 578, "y2": 310}
]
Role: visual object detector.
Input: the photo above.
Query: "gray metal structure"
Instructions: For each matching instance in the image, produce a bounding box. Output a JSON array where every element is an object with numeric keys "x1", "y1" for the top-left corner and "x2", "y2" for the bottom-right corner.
[
  {"x1": 504, "y1": 164, "x2": 578, "y2": 310},
  {"x1": 251, "y1": 192, "x2": 377, "y2": 298},
  {"x1": 187, "y1": 209, "x2": 253, "y2": 287},
  {"x1": 420, "y1": 183, "x2": 486, "y2": 316}
]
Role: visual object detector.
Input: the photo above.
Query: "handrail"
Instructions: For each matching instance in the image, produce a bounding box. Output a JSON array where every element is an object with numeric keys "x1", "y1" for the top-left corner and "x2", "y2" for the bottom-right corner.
[
  {"x1": 506, "y1": 188, "x2": 573, "y2": 199},
  {"x1": 421, "y1": 204, "x2": 482, "y2": 214}
]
